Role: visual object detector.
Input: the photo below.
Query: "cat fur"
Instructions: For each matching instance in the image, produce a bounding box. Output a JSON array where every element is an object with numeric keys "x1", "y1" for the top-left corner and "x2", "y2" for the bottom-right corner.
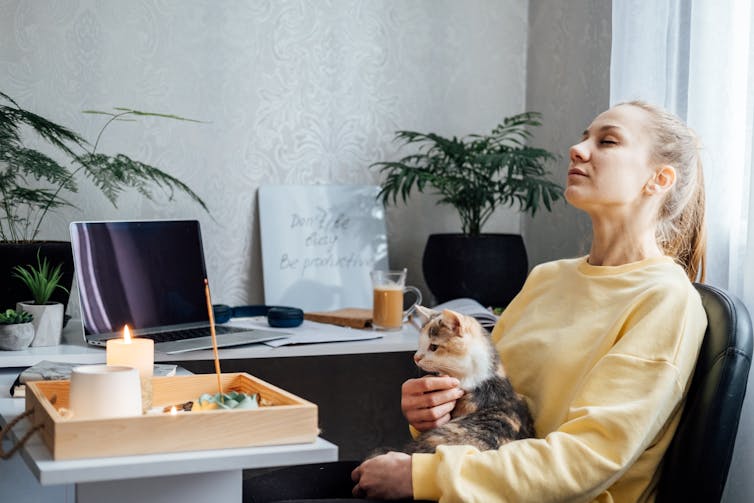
[{"x1": 402, "y1": 307, "x2": 534, "y2": 454}]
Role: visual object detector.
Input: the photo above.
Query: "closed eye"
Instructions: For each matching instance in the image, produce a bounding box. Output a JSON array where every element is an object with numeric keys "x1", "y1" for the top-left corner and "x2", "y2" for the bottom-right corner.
[
  {"x1": 429, "y1": 344, "x2": 439, "y2": 352},
  {"x1": 600, "y1": 139, "x2": 617, "y2": 145}
]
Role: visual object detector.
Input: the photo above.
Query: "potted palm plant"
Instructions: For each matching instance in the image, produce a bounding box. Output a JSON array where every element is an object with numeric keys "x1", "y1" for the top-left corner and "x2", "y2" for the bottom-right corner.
[
  {"x1": 0, "y1": 92, "x2": 209, "y2": 314},
  {"x1": 371, "y1": 112, "x2": 563, "y2": 308},
  {"x1": 12, "y1": 250, "x2": 69, "y2": 346},
  {"x1": 0, "y1": 309, "x2": 34, "y2": 351}
]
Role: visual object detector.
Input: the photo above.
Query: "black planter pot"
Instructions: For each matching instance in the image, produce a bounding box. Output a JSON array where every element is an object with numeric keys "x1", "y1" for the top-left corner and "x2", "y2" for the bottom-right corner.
[
  {"x1": 0, "y1": 241, "x2": 75, "y2": 313},
  {"x1": 422, "y1": 233, "x2": 528, "y2": 308}
]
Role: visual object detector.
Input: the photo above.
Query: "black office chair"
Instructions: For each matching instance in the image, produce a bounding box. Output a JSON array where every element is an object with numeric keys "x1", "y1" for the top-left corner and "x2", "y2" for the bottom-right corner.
[{"x1": 657, "y1": 283, "x2": 753, "y2": 502}]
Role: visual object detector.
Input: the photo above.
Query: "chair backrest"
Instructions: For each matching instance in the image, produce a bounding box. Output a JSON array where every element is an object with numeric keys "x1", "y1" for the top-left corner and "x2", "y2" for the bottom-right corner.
[{"x1": 657, "y1": 283, "x2": 753, "y2": 502}]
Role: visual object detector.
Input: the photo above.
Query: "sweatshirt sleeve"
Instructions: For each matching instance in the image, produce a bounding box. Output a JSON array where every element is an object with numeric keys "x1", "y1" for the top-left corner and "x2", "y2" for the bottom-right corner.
[{"x1": 412, "y1": 287, "x2": 705, "y2": 502}]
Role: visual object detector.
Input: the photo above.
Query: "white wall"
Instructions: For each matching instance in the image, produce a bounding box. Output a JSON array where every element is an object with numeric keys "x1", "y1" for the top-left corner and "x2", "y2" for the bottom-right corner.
[
  {"x1": 0, "y1": 0, "x2": 528, "y2": 310},
  {"x1": 523, "y1": 0, "x2": 611, "y2": 266}
]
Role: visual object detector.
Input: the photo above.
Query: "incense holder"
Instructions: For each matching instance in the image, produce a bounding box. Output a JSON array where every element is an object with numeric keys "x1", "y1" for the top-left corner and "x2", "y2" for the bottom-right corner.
[{"x1": 194, "y1": 391, "x2": 259, "y2": 410}]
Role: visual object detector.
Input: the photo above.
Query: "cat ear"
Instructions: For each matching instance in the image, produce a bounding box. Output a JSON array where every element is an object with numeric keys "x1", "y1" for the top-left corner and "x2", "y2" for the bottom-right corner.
[
  {"x1": 441, "y1": 309, "x2": 464, "y2": 334},
  {"x1": 412, "y1": 305, "x2": 439, "y2": 327}
]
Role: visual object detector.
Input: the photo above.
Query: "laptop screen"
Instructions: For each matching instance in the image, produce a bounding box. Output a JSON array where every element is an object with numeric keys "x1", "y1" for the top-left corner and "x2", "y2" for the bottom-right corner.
[{"x1": 70, "y1": 220, "x2": 210, "y2": 338}]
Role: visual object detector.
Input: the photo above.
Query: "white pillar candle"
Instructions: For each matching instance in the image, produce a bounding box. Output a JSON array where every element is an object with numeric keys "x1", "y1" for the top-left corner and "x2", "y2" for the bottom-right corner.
[{"x1": 106, "y1": 325, "x2": 154, "y2": 378}]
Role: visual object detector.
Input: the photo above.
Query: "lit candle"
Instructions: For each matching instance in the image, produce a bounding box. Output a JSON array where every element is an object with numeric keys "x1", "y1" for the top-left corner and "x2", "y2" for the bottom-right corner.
[
  {"x1": 106, "y1": 325, "x2": 154, "y2": 412},
  {"x1": 106, "y1": 326, "x2": 154, "y2": 378}
]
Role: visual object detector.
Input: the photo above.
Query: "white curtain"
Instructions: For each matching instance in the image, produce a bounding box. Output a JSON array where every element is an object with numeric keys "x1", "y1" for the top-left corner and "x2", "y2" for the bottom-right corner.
[
  {"x1": 611, "y1": 0, "x2": 754, "y2": 313},
  {"x1": 612, "y1": 3, "x2": 754, "y2": 501}
]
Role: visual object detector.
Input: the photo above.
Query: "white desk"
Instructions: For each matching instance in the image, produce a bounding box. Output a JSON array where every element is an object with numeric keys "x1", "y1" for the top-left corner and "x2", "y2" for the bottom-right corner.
[
  {"x1": 0, "y1": 319, "x2": 419, "y2": 368},
  {"x1": 0, "y1": 397, "x2": 337, "y2": 503},
  {"x1": 0, "y1": 320, "x2": 418, "y2": 502}
]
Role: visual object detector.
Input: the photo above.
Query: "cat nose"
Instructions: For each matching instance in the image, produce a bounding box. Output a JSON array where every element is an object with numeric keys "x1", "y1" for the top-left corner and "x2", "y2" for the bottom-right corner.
[{"x1": 413, "y1": 353, "x2": 423, "y2": 363}]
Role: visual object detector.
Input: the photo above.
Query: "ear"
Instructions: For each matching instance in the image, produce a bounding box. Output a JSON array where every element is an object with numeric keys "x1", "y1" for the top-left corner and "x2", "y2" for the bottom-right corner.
[
  {"x1": 412, "y1": 305, "x2": 439, "y2": 326},
  {"x1": 645, "y1": 165, "x2": 677, "y2": 195},
  {"x1": 441, "y1": 309, "x2": 464, "y2": 334}
]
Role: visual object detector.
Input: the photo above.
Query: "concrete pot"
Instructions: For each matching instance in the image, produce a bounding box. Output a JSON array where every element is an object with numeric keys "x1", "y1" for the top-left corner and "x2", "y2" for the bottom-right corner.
[
  {"x1": 0, "y1": 322, "x2": 34, "y2": 350},
  {"x1": 17, "y1": 301, "x2": 64, "y2": 347}
]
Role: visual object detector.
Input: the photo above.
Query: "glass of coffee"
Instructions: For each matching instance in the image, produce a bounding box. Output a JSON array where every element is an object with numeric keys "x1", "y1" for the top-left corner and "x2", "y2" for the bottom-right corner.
[{"x1": 370, "y1": 269, "x2": 422, "y2": 331}]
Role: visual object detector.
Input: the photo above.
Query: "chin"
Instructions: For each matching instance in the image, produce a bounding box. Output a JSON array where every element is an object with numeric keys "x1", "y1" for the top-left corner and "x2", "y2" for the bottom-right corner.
[
  {"x1": 417, "y1": 362, "x2": 437, "y2": 375},
  {"x1": 563, "y1": 186, "x2": 589, "y2": 211},
  {"x1": 564, "y1": 189, "x2": 586, "y2": 209}
]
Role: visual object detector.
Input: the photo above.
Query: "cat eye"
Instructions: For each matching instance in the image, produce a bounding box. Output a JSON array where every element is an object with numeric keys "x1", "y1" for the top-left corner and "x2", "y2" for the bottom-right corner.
[{"x1": 429, "y1": 344, "x2": 439, "y2": 352}]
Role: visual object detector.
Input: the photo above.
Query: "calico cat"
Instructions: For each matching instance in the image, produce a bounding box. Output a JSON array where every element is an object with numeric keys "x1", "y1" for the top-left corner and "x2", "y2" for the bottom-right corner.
[{"x1": 401, "y1": 307, "x2": 535, "y2": 454}]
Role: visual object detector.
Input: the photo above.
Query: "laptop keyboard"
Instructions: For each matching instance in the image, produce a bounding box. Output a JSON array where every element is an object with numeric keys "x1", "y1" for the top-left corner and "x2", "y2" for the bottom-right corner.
[{"x1": 139, "y1": 325, "x2": 247, "y2": 343}]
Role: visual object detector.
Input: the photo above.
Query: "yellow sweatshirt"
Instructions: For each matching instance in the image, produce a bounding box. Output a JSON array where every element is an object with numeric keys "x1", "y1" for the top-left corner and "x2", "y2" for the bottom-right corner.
[{"x1": 412, "y1": 256, "x2": 707, "y2": 502}]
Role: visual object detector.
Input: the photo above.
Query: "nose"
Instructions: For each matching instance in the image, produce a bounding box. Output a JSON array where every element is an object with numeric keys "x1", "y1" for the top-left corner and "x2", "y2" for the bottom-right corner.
[
  {"x1": 413, "y1": 353, "x2": 423, "y2": 363},
  {"x1": 569, "y1": 140, "x2": 590, "y2": 163}
]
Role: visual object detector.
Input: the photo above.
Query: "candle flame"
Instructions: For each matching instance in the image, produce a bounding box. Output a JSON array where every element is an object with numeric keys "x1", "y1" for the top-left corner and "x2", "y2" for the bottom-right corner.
[
  {"x1": 123, "y1": 325, "x2": 132, "y2": 343},
  {"x1": 170, "y1": 406, "x2": 177, "y2": 415}
]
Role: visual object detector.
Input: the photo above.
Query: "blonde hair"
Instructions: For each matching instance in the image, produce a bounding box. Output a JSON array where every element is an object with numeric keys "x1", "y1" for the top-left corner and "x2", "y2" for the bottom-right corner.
[{"x1": 623, "y1": 100, "x2": 707, "y2": 283}]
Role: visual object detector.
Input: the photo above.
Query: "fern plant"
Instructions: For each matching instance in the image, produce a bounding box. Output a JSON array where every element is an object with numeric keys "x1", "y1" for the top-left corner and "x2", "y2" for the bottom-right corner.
[
  {"x1": 0, "y1": 92, "x2": 208, "y2": 242},
  {"x1": 371, "y1": 112, "x2": 563, "y2": 236},
  {"x1": 12, "y1": 249, "x2": 69, "y2": 305}
]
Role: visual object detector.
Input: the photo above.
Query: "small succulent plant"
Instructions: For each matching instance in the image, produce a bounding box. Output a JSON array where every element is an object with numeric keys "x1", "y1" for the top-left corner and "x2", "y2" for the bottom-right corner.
[
  {"x1": 12, "y1": 249, "x2": 69, "y2": 305},
  {"x1": 0, "y1": 308, "x2": 33, "y2": 325}
]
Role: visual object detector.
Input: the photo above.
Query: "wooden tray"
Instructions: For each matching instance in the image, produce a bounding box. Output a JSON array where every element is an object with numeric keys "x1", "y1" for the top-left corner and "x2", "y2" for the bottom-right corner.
[{"x1": 24, "y1": 372, "x2": 318, "y2": 460}]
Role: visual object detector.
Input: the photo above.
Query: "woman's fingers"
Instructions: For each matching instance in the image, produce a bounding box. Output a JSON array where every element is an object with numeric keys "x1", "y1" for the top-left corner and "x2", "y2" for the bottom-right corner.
[
  {"x1": 351, "y1": 452, "x2": 413, "y2": 500},
  {"x1": 401, "y1": 376, "x2": 464, "y2": 431},
  {"x1": 406, "y1": 399, "x2": 457, "y2": 430},
  {"x1": 402, "y1": 375, "x2": 459, "y2": 394}
]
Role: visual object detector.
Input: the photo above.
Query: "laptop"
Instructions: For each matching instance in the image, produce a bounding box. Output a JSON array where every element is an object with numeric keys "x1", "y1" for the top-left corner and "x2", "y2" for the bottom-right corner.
[{"x1": 69, "y1": 219, "x2": 289, "y2": 354}]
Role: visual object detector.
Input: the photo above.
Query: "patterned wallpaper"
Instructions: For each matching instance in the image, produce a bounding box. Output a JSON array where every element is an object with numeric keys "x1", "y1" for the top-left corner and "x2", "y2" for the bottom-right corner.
[{"x1": 1, "y1": 0, "x2": 528, "y2": 312}]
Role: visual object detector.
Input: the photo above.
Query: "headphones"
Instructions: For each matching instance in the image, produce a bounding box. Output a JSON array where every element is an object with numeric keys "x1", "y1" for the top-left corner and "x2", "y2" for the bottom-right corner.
[{"x1": 212, "y1": 304, "x2": 304, "y2": 328}]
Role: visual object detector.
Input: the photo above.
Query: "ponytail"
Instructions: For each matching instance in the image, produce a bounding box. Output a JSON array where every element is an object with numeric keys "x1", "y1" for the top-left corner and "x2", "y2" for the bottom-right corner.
[
  {"x1": 667, "y1": 159, "x2": 706, "y2": 282},
  {"x1": 624, "y1": 101, "x2": 707, "y2": 283}
]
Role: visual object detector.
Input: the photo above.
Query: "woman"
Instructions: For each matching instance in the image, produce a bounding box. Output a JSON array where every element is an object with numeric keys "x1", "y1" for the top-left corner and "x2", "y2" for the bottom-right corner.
[{"x1": 351, "y1": 101, "x2": 708, "y2": 501}]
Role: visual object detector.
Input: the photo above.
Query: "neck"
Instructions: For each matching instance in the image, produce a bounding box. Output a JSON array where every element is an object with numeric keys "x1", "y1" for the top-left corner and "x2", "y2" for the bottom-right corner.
[
  {"x1": 588, "y1": 213, "x2": 663, "y2": 266},
  {"x1": 457, "y1": 341, "x2": 499, "y2": 391},
  {"x1": 459, "y1": 374, "x2": 487, "y2": 391}
]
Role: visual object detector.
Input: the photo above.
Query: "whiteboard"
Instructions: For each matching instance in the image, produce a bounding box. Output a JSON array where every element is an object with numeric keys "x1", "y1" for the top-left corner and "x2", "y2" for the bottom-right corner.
[{"x1": 258, "y1": 185, "x2": 388, "y2": 311}]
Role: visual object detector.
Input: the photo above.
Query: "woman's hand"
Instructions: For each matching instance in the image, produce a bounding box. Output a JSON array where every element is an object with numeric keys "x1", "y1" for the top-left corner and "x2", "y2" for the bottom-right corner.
[
  {"x1": 401, "y1": 375, "x2": 464, "y2": 432},
  {"x1": 351, "y1": 451, "x2": 412, "y2": 499}
]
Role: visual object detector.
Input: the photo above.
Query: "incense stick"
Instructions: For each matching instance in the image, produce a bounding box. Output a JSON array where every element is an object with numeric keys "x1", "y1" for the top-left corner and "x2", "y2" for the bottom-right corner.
[{"x1": 204, "y1": 278, "x2": 223, "y2": 396}]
